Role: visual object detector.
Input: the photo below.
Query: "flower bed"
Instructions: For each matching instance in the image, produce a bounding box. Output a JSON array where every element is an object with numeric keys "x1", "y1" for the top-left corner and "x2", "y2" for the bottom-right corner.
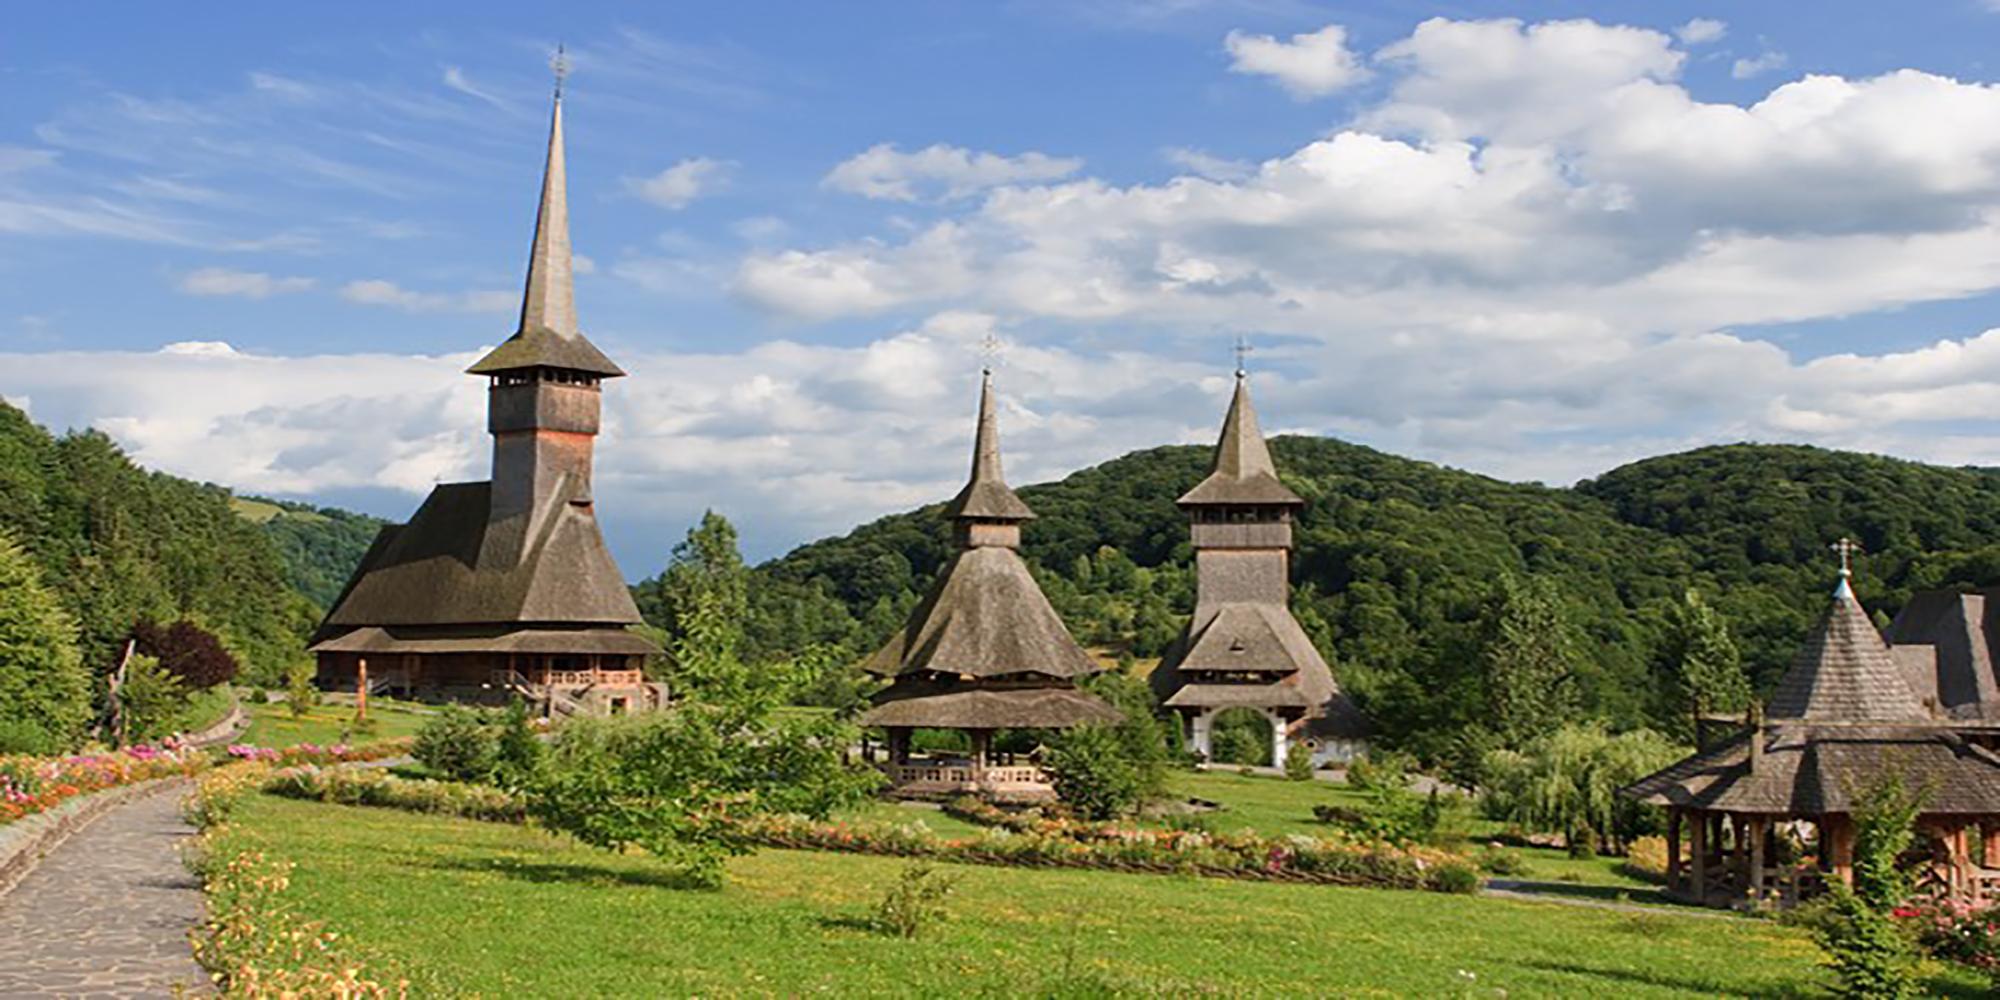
[
  {"x1": 0, "y1": 745, "x2": 208, "y2": 828},
  {"x1": 222, "y1": 738, "x2": 413, "y2": 767},
  {"x1": 185, "y1": 764, "x2": 407, "y2": 997},
  {"x1": 263, "y1": 765, "x2": 527, "y2": 824}
]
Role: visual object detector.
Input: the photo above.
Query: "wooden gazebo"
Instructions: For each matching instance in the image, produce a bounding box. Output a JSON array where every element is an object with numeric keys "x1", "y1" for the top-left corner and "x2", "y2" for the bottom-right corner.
[
  {"x1": 1626, "y1": 561, "x2": 2000, "y2": 909},
  {"x1": 856, "y1": 368, "x2": 1120, "y2": 802}
]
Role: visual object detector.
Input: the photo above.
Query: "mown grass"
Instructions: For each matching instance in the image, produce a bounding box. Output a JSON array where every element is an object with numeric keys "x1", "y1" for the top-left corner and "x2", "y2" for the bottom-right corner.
[
  {"x1": 239, "y1": 697, "x2": 431, "y2": 746},
  {"x1": 228, "y1": 793, "x2": 1989, "y2": 997}
]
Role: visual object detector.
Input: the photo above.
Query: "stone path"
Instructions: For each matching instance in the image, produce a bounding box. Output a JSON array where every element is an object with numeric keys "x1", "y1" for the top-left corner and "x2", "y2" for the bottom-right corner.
[{"x1": 0, "y1": 782, "x2": 207, "y2": 998}]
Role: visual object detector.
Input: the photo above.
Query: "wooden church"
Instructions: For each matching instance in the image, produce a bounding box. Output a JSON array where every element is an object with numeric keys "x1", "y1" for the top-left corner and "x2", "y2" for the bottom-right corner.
[{"x1": 309, "y1": 85, "x2": 663, "y2": 717}]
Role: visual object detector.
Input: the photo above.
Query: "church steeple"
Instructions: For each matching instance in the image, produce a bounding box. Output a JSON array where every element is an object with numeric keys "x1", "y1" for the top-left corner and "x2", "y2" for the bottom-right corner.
[
  {"x1": 517, "y1": 88, "x2": 576, "y2": 339},
  {"x1": 1179, "y1": 370, "x2": 1302, "y2": 507},
  {"x1": 943, "y1": 368, "x2": 1035, "y2": 547}
]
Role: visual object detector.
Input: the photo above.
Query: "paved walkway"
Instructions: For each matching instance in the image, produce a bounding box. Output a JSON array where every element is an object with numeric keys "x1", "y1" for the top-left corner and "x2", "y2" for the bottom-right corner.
[{"x1": 0, "y1": 782, "x2": 207, "y2": 998}]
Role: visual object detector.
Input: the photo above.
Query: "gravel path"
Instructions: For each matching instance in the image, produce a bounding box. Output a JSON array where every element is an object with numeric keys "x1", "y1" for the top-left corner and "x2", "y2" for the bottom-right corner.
[{"x1": 0, "y1": 781, "x2": 207, "y2": 997}]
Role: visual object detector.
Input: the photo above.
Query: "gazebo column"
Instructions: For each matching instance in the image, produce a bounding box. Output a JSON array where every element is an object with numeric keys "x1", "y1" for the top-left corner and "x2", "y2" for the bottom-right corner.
[
  {"x1": 1666, "y1": 809, "x2": 1683, "y2": 894},
  {"x1": 887, "y1": 727, "x2": 912, "y2": 765},
  {"x1": 1748, "y1": 816, "x2": 1768, "y2": 906},
  {"x1": 970, "y1": 729, "x2": 992, "y2": 787},
  {"x1": 1730, "y1": 815, "x2": 1748, "y2": 898},
  {"x1": 1269, "y1": 712, "x2": 1289, "y2": 768},
  {"x1": 1688, "y1": 810, "x2": 1707, "y2": 903},
  {"x1": 1829, "y1": 815, "x2": 1856, "y2": 888}
]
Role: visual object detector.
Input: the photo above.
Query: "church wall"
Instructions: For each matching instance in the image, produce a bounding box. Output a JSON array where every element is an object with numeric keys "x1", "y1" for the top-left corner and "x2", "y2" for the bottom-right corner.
[
  {"x1": 1195, "y1": 549, "x2": 1289, "y2": 608},
  {"x1": 488, "y1": 381, "x2": 600, "y2": 435}
]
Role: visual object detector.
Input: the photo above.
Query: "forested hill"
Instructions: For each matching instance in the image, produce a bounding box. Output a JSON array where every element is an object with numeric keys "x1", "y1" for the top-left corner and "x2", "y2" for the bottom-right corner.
[
  {"x1": 230, "y1": 496, "x2": 386, "y2": 609},
  {"x1": 737, "y1": 438, "x2": 2000, "y2": 755},
  {"x1": 0, "y1": 401, "x2": 314, "y2": 686}
]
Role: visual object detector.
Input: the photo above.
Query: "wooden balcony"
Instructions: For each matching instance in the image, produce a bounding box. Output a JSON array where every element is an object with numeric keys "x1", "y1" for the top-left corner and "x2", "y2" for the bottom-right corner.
[
  {"x1": 881, "y1": 761, "x2": 1055, "y2": 802},
  {"x1": 491, "y1": 668, "x2": 645, "y2": 689}
]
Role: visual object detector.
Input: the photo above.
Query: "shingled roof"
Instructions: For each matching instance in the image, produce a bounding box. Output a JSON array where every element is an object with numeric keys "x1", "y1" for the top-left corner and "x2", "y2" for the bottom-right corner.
[
  {"x1": 1884, "y1": 588, "x2": 2000, "y2": 720},
  {"x1": 1178, "y1": 373, "x2": 1302, "y2": 507},
  {"x1": 311, "y1": 478, "x2": 642, "y2": 640},
  {"x1": 861, "y1": 546, "x2": 1098, "y2": 681},
  {"x1": 1625, "y1": 724, "x2": 2000, "y2": 815},
  {"x1": 862, "y1": 681, "x2": 1122, "y2": 729},
  {"x1": 942, "y1": 370, "x2": 1035, "y2": 522},
  {"x1": 466, "y1": 94, "x2": 624, "y2": 379},
  {"x1": 1769, "y1": 579, "x2": 1927, "y2": 722}
]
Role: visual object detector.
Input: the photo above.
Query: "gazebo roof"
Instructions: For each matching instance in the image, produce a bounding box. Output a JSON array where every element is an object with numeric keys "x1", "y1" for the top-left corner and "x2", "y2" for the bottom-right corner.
[
  {"x1": 1769, "y1": 579, "x2": 1927, "y2": 722},
  {"x1": 1624, "y1": 723, "x2": 2000, "y2": 815},
  {"x1": 859, "y1": 680, "x2": 1122, "y2": 729},
  {"x1": 860, "y1": 546, "x2": 1100, "y2": 681}
]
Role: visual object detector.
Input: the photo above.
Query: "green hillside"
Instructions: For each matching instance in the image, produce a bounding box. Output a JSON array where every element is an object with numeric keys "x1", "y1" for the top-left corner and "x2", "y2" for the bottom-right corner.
[
  {"x1": 736, "y1": 438, "x2": 2000, "y2": 756},
  {"x1": 0, "y1": 401, "x2": 315, "y2": 687},
  {"x1": 235, "y1": 496, "x2": 386, "y2": 610}
]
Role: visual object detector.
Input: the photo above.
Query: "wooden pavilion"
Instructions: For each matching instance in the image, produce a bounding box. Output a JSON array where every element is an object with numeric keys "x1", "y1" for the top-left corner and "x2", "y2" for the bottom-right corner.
[
  {"x1": 857, "y1": 368, "x2": 1120, "y2": 802},
  {"x1": 1626, "y1": 552, "x2": 2000, "y2": 910}
]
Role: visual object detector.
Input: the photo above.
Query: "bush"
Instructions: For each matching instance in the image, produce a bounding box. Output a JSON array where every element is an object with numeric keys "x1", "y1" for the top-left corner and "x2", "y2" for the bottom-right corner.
[
  {"x1": 1811, "y1": 777, "x2": 1925, "y2": 998},
  {"x1": 872, "y1": 862, "x2": 959, "y2": 938},
  {"x1": 412, "y1": 705, "x2": 499, "y2": 783},
  {"x1": 1345, "y1": 751, "x2": 1412, "y2": 793},
  {"x1": 1431, "y1": 862, "x2": 1482, "y2": 894},
  {"x1": 1621, "y1": 835, "x2": 1669, "y2": 882},
  {"x1": 1209, "y1": 709, "x2": 1270, "y2": 766},
  {"x1": 1043, "y1": 723, "x2": 1146, "y2": 821},
  {"x1": 1476, "y1": 845, "x2": 1530, "y2": 876},
  {"x1": 1283, "y1": 742, "x2": 1315, "y2": 781},
  {"x1": 130, "y1": 619, "x2": 240, "y2": 690},
  {"x1": 118, "y1": 653, "x2": 189, "y2": 745},
  {"x1": 285, "y1": 662, "x2": 317, "y2": 719},
  {"x1": 0, "y1": 719, "x2": 53, "y2": 755}
]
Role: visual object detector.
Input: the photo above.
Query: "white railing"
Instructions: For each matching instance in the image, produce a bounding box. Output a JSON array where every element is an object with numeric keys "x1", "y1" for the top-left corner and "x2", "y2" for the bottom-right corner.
[
  {"x1": 882, "y1": 763, "x2": 1049, "y2": 787},
  {"x1": 490, "y1": 668, "x2": 643, "y2": 689}
]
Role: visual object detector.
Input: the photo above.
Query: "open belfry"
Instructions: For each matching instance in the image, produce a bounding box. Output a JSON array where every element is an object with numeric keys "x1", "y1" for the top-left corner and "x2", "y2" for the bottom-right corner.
[
  {"x1": 309, "y1": 73, "x2": 663, "y2": 717},
  {"x1": 858, "y1": 365, "x2": 1121, "y2": 801},
  {"x1": 1150, "y1": 364, "x2": 1366, "y2": 765}
]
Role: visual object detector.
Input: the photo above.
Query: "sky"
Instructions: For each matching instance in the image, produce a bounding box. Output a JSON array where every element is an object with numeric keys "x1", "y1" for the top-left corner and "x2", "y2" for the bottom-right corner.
[{"x1": 5, "y1": 2, "x2": 2000, "y2": 570}]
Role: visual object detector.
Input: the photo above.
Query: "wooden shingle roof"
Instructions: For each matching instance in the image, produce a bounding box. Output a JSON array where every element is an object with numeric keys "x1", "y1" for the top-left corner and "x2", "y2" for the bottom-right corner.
[
  {"x1": 942, "y1": 370, "x2": 1034, "y2": 522},
  {"x1": 1178, "y1": 374, "x2": 1301, "y2": 507},
  {"x1": 861, "y1": 546, "x2": 1099, "y2": 681},
  {"x1": 1769, "y1": 580, "x2": 1926, "y2": 722},
  {"x1": 1624, "y1": 724, "x2": 2000, "y2": 815}
]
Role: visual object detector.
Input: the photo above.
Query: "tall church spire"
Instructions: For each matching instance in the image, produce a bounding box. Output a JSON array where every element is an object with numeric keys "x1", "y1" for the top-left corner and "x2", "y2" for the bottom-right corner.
[
  {"x1": 1179, "y1": 371, "x2": 1301, "y2": 506},
  {"x1": 518, "y1": 87, "x2": 576, "y2": 338},
  {"x1": 944, "y1": 368, "x2": 1035, "y2": 529}
]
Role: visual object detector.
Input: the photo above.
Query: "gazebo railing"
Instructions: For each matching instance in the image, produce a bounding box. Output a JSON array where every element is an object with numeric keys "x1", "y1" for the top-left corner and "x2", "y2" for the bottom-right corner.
[{"x1": 882, "y1": 763, "x2": 1049, "y2": 787}]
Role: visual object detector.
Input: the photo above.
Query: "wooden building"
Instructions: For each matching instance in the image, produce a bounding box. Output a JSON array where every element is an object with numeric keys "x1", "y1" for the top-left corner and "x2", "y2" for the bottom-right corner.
[
  {"x1": 1148, "y1": 369, "x2": 1366, "y2": 766},
  {"x1": 309, "y1": 87, "x2": 663, "y2": 717},
  {"x1": 1626, "y1": 560, "x2": 2000, "y2": 909},
  {"x1": 858, "y1": 368, "x2": 1120, "y2": 801}
]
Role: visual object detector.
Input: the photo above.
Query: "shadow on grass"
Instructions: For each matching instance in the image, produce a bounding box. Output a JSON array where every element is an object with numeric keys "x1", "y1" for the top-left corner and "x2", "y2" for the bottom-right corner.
[
  {"x1": 427, "y1": 855, "x2": 713, "y2": 891},
  {"x1": 1515, "y1": 959, "x2": 1815, "y2": 999},
  {"x1": 1485, "y1": 879, "x2": 1698, "y2": 908}
]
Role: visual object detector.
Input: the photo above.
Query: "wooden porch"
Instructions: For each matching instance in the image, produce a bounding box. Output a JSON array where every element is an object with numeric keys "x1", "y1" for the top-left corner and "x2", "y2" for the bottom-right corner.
[{"x1": 1664, "y1": 806, "x2": 2000, "y2": 909}]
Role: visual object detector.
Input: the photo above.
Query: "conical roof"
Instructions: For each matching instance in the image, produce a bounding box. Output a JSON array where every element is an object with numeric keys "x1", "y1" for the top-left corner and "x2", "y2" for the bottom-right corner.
[
  {"x1": 1179, "y1": 373, "x2": 1301, "y2": 506},
  {"x1": 1768, "y1": 578, "x2": 1927, "y2": 722},
  {"x1": 469, "y1": 94, "x2": 624, "y2": 378},
  {"x1": 943, "y1": 370, "x2": 1034, "y2": 522}
]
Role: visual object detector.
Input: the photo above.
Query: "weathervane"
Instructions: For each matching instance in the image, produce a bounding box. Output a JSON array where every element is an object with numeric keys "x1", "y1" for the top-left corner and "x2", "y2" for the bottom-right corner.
[
  {"x1": 1232, "y1": 333, "x2": 1254, "y2": 378},
  {"x1": 551, "y1": 44, "x2": 570, "y2": 99},
  {"x1": 1832, "y1": 536, "x2": 1863, "y2": 580},
  {"x1": 978, "y1": 331, "x2": 1005, "y2": 375}
]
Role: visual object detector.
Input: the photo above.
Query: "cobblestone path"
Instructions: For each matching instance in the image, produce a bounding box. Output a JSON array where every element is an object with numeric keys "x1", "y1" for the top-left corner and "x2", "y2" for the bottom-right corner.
[{"x1": 0, "y1": 782, "x2": 207, "y2": 997}]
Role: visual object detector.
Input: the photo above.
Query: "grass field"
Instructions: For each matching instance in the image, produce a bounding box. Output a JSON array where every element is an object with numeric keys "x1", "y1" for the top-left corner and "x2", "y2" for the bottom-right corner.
[
  {"x1": 226, "y1": 793, "x2": 1985, "y2": 997},
  {"x1": 239, "y1": 697, "x2": 432, "y2": 746}
]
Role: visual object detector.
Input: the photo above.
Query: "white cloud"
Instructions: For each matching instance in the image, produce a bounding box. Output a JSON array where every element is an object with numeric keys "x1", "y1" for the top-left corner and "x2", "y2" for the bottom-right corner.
[
  {"x1": 823, "y1": 144, "x2": 1083, "y2": 202},
  {"x1": 1224, "y1": 24, "x2": 1368, "y2": 99},
  {"x1": 1163, "y1": 147, "x2": 1253, "y2": 181},
  {"x1": 1674, "y1": 18, "x2": 1726, "y2": 45},
  {"x1": 572, "y1": 253, "x2": 597, "y2": 275},
  {"x1": 178, "y1": 267, "x2": 315, "y2": 298},
  {"x1": 1733, "y1": 50, "x2": 1789, "y2": 80},
  {"x1": 629, "y1": 157, "x2": 730, "y2": 209},
  {"x1": 441, "y1": 66, "x2": 508, "y2": 109},
  {"x1": 339, "y1": 279, "x2": 513, "y2": 314}
]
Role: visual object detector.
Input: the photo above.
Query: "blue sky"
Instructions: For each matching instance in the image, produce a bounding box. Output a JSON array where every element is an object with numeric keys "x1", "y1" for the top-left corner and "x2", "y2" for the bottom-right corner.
[{"x1": 6, "y1": 2, "x2": 2000, "y2": 569}]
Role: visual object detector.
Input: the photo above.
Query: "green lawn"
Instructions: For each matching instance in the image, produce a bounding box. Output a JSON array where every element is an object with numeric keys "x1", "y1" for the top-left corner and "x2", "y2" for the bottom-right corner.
[
  {"x1": 1169, "y1": 769, "x2": 1653, "y2": 892},
  {"x1": 226, "y1": 793, "x2": 1986, "y2": 997},
  {"x1": 239, "y1": 697, "x2": 432, "y2": 746}
]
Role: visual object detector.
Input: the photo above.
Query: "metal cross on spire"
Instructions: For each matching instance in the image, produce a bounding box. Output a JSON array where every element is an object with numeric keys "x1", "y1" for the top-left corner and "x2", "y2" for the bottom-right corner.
[
  {"x1": 1832, "y1": 536, "x2": 1863, "y2": 579},
  {"x1": 1232, "y1": 333, "x2": 1254, "y2": 378},
  {"x1": 551, "y1": 44, "x2": 570, "y2": 99},
  {"x1": 978, "y1": 331, "x2": 1005, "y2": 375}
]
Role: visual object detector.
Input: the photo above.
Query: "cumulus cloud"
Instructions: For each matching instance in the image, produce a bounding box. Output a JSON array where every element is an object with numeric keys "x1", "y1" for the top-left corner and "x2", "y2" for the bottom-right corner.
[
  {"x1": 1675, "y1": 18, "x2": 1726, "y2": 45},
  {"x1": 1163, "y1": 147, "x2": 1253, "y2": 181},
  {"x1": 629, "y1": 157, "x2": 730, "y2": 209},
  {"x1": 1224, "y1": 24, "x2": 1368, "y2": 99},
  {"x1": 1732, "y1": 50, "x2": 1789, "y2": 80},
  {"x1": 339, "y1": 279, "x2": 513, "y2": 314},
  {"x1": 823, "y1": 144, "x2": 1083, "y2": 202},
  {"x1": 178, "y1": 267, "x2": 315, "y2": 298}
]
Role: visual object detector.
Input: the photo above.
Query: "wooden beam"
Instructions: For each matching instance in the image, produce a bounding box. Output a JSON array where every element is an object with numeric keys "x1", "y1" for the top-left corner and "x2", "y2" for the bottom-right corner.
[
  {"x1": 1689, "y1": 810, "x2": 1707, "y2": 905},
  {"x1": 1666, "y1": 809, "x2": 1683, "y2": 893},
  {"x1": 1749, "y1": 817, "x2": 1768, "y2": 908}
]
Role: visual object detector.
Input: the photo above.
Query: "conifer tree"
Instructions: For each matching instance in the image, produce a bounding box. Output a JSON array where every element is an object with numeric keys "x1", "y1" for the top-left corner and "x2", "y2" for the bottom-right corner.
[
  {"x1": 1659, "y1": 590, "x2": 1750, "y2": 741},
  {"x1": 1479, "y1": 573, "x2": 1583, "y2": 749},
  {"x1": 0, "y1": 530, "x2": 91, "y2": 752}
]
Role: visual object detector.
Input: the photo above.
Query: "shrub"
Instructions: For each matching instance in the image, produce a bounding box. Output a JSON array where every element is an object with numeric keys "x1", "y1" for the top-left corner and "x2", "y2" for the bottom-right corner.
[
  {"x1": 130, "y1": 618, "x2": 239, "y2": 690},
  {"x1": 1043, "y1": 723, "x2": 1145, "y2": 821},
  {"x1": 285, "y1": 661, "x2": 317, "y2": 719},
  {"x1": 118, "y1": 653, "x2": 189, "y2": 745},
  {"x1": 1812, "y1": 777, "x2": 1925, "y2": 999},
  {"x1": 1621, "y1": 835, "x2": 1669, "y2": 882},
  {"x1": 0, "y1": 719, "x2": 53, "y2": 755},
  {"x1": 872, "y1": 862, "x2": 960, "y2": 938},
  {"x1": 1431, "y1": 862, "x2": 1482, "y2": 895},
  {"x1": 1345, "y1": 751, "x2": 1412, "y2": 794},
  {"x1": 1476, "y1": 845, "x2": 1530, "y2": 876},
  {"x1": 490, "y1": 701, "x2": 545, "y2": 789},
  {"x1": 1209, "y1": 708, "x2": 1271, "y2": 766},
  {"x1": 412, "y1": 705, "x2": 499, "y2": 783},
  {"x1": 1283, "y1": 742, "x2": 1315, "y2": 782}
]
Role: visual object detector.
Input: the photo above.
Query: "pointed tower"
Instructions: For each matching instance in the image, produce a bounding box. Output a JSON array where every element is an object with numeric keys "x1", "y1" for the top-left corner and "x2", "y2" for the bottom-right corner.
[
  {"x1": 309, "y1": 74, "x2": 662, "y2": 717},
  {"x1": 1150, "y1": 368, "x2": 1365, "y2": 766},
  {"x1": 859, "y1": 368, "x2": 1120, "y2": 802},
  {"x1": 1769, "y1": 552, "x2": 1926, "y2": 723}
]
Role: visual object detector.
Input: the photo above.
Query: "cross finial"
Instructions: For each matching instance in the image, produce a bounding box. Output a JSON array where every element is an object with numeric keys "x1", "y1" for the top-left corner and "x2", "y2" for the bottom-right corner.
[
  {"x1": 1832, "y1": 536, "x2": 1862, "y2": 579},
  {"x1": 978, "y1": 331, "x2": 1005, "y2": 376},
  {"x1": 1232, "y1": 333, "x2": 1253, "y2": 378},
  {"x1": 551, "y1": 44, "x2": 570, "y2": 99}
]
